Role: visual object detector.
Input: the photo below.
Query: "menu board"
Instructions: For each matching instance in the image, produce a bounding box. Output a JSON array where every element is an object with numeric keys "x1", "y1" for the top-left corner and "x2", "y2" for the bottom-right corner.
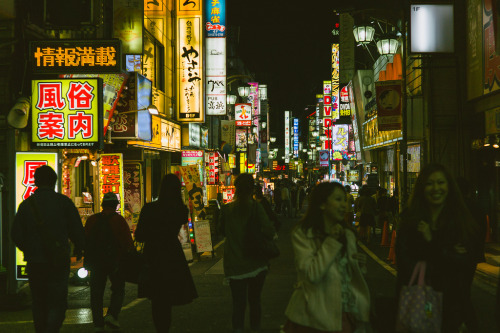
[{"x1": 193, "y1": 220, "x2": 212, "y2": 253}]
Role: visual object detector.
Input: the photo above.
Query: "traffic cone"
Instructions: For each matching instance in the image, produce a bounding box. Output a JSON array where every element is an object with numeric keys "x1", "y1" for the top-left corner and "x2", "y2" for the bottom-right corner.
[
  {"x1": 380, "y1": 220, "x2": 390, "y2": 247},
  {"x1": 387, "y1": 230, "x2": 397, "y2": 265},
  {"x1": 485, "y1": 215, "x2": 493, "y2": 243}
]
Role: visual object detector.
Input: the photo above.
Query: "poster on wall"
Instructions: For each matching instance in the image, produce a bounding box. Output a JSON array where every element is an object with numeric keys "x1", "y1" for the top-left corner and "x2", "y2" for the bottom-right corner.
[
  {"x1": 179, "y1": 164, "x2": 208, "y2": 221},
  {"x1": 375, "y1": 80, "x2": 402, "y2": 131},
  {"x1": 124, "y1": 163, "x2": 142, "y2": 229},
  {"x1": 15, "y1": 152, "x2": 58, "y2": 280}
]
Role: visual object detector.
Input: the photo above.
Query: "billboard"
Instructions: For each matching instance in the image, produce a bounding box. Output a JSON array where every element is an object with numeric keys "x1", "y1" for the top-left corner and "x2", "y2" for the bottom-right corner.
[
  {"x1": 31, "y1": 79, "x2": 103, "y2": 148},
  {"x1": 206, "y1": 38, "x2": 226, "y2": 115},
  {"x1": 235, "y1": 103, "x2": 252, "y2": 126},
  {"x1": 205, "y1": 0, "x2": 226, "y2": 37}
]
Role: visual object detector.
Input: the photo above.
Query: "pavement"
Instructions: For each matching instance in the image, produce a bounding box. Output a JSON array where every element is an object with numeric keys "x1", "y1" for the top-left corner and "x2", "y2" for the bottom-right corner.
[{"x1": 0, "y1": 209, "x2": 498, "y2": 332}]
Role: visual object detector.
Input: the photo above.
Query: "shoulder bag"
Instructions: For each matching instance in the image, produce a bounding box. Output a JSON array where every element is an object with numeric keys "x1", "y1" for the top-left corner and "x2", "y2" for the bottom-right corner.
[
  {"x1": 396, "y1": 261, "x2": 442, "y2": 333},
  {"x1": 244, "y1": 201, "x2": 280, "y2": 260},
  {"x1": 29, "y1": 198, "x2": 70, "y2": 268}
]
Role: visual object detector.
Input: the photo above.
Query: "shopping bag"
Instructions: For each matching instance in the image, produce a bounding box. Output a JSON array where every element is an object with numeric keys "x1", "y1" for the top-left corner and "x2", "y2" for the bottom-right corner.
[{"x1": 395, "y1": 261, "x2": 442, "y2": 333}]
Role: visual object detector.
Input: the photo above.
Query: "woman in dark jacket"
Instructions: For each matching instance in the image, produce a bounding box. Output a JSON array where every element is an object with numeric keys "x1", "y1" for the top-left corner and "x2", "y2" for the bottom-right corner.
[
  {"x1": 135, "y1": 174, "x2": 198, "y2": 332},
  {"x1": 395, "y1": 164, "x2": 480, "y2": 333}
]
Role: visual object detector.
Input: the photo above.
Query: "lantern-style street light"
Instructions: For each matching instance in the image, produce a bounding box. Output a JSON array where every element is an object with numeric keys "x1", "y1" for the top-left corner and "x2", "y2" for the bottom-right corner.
[
  {"x1": 376, "y1": 35, "x2": 399, "y2": 55},
  {"x1": 353, "y1": 25, "x2": 375, "y2": 44}
]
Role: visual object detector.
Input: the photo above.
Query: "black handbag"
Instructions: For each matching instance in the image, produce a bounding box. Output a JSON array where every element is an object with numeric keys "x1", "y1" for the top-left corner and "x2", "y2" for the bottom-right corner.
[
  {"x1": 120, "y1": 241, "x2": 145, "y2": 284},
  {"x1": 244, "y1": 201, "x2": 280, "y2": 260}
]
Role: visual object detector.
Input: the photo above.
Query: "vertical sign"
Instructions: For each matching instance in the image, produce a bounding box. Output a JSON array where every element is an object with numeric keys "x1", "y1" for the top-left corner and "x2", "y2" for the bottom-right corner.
[
  {"x1": 99, "y1": 154, "x2": 125, "y2": 216},
  {"x1": 205, "y1": 0, "x2": 226, "y2": 115},
  {"x1": 323, "y1": 81, "x2": 332, "y2": 150},
  {"x1": 284, "y1": 111, "x2": 290, "y2": 161},
  {"x1": 124, "y1": 163, "x2": 142, "y2": 228},
  {"x1": 375, "y1": 80, "x2": 402, "y2": 131},
  {"x1": 332, "y1": 44, "x2": 340, "y2": 120},
  {"x1": 235, "y1": 103, "x2": 252, "y2": 126},
  {"x1": 15, "y1": 152, "x2": 58, "y2": 280},
  {"x1": 113, "y1": 0, "x2": 143, "y2": 54},
  {"x1": 293, "y1": 118, "x2": 299, "y2": 157},
  {"x1": 205, "y1": 38, "x2": 226, "y2": 115},
  {"x1": 177, "y1": 1, "x2": 204, "y2": 122}
]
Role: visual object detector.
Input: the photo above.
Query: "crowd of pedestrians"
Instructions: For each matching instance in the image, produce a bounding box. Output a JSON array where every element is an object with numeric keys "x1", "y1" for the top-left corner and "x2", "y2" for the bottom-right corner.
[{"x1": 9, "y1": 164, "x2": 498, "y2": 333}]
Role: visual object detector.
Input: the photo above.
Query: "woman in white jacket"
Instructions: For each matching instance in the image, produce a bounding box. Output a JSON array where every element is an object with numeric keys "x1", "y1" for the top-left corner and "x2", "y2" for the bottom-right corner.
[{"x1": 283, "y1": 182, "x2": 371, "y2": 333}]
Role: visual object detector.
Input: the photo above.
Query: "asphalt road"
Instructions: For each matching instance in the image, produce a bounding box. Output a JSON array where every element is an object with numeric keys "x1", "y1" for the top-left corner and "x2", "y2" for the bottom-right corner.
[{"x1": 0, "y1": 212, "x2": 497, "y2": 332}]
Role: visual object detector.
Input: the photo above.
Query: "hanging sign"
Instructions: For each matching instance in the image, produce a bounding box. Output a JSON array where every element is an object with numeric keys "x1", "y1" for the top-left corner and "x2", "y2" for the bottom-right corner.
[
  {"x1": 375, "y1": 80, "x2": 402, "y2": 131},
  {"x1": 235, "y1": 103, "x2": 252, "y2": 126}
]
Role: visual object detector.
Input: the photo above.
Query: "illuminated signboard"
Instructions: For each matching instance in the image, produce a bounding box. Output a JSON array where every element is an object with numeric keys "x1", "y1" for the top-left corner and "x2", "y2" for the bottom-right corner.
[
  {"x1": 113, "y1": 0, "x2": 143, "y2": 54},
  {"x1": 207, "y1": 152, "x2": 219, "y2": 185},
  {"x1": 99, "y1": 154, "x2": 125, "y2": 216},
  {"x1": 177, "y1": 1, "x2": 204, "y2": 122},
  {"x1": 332, "y1": 43, "x2": 340, "y2": 120},
  {"x1": 182, "y1": 150, "x2": 205, "y2": 185},
  {"x1": 205, "y1": 0, "x2": 226, "y2": 37},
  {"x1": 206, "y1": 38, "x2": 226, "y2": 115},
  {"x1": 285, "y1": 111, "x2": 290, "y2": 159},
  {"x1": 249, "y1": 82, "x2": 260, "y2": 118},
  {"x1": 235, "y1": 103, "x2": 252, "y2": 126},
  {"x1": 201, "y1": 127, "x2": 209, "y2": 148},
  {"x1": 240, "y1": 152, "x2": 255, "y2": 174},
  {"x1": 331, "y1": 125, "x2": 349, "y2": 151},
  {"x1": 235, "y1": 128, "x2": 248, "y2": 152},
  {"x1": 127, "y1": 116, "x2": 181, "y2": 152},
  {"x1": 15, "y1": 152, "x2": 58, "y2": 280},
  {"x1": 31, "y1": 79, "x2": 103, "y2": 148},
  {"x1": 293, "y1": 118, "x2": 299, "y2": 157},
  {"x1": 30, "y1": 40, "x2": 121, "y2": 74}
]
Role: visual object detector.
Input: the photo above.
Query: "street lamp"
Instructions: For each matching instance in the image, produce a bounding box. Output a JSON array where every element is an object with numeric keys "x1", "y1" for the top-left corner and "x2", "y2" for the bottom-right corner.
[
  {"x1": 226, "y1": 94, "x2": 237, "y2": 105},
  {"x1": 376, "y1": 35, "x2": 399, "y2": 55},
  {"x1": 116, "y1": 104, "x2": 159, "y2": 115},
  {"x1": 238, "y1": 86, "x2": 250, "y2": 98},
  {"x1": 269, "y1": 137, "x2": 276, "y2": 143},
  {"x1": 353, "y1": 25, "x2": 375, "y2": 44}
]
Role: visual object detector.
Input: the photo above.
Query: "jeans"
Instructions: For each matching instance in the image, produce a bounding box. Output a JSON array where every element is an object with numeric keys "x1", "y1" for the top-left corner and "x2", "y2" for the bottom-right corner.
[
  {"x1": 27, "y1": 262, "x2": 70, "y2": 333},
  {"x1": 89, "y1": 266, "x2": 125, "y2": 327},
  {"x1": 229, "y1": 270, "x2": 267, "y2": 331}
]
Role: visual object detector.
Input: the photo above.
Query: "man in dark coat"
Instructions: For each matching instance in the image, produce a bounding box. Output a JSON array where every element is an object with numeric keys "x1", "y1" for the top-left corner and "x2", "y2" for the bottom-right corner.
[
  {"x1": 84, "y1": 192, "x2": 134, "y2": 332},
  {"x1": 11, "y1": 165, "x2": 85, "y2": 333}
]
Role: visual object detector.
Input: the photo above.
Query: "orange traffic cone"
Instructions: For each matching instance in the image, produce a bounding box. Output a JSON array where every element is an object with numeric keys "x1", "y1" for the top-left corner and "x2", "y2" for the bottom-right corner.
[
  {"x1": 387, "y1": 230, "x2": 397, "y2": 265},
  {"x1": 485, "y1": 215, "x2": 493, "y2": 243},
  {"x1": 380, "y1": 221, "x2": 390, "y2": 247}
]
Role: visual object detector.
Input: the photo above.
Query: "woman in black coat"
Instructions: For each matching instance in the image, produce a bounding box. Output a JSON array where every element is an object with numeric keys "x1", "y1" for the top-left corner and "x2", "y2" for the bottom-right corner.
[{"x1": 135, "y1": 174, "x2": 198, "y2": 332}]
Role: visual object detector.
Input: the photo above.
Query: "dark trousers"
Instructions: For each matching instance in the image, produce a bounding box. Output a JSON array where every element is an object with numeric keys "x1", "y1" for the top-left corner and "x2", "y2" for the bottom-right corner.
[
  {"x1": 229, "y1": 270, "x2": 267, "y2": 331},
  {"x1": 89, "y1": 266, "x2": 125, "y2": 327},
  {"x1": 27, "y1": 262, "x2": 69, "y2": 333},
  {"x1": 151, "y1": 297, "x2": 172, "y2": 333}
]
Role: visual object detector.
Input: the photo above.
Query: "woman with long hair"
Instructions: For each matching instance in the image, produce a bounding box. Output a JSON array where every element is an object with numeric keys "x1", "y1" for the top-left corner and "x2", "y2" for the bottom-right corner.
[
  {"x1": 134, "y1": 174, "x2": 198, "y2": 332},
  {"x1": 396, "y1": 164, "x2": 480, "y2": 332},
  {"x1": 218, "y1": 173, "x2": 276, "y2": 333},
  {"x1": 283, "y1": 182, "x2": 371, "y2": 333}
]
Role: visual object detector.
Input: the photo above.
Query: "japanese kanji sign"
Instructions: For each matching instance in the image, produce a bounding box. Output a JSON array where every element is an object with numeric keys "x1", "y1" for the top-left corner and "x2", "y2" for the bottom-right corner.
[
  {"x1": 206, "y1": 38, "x2": 226, "y2": 115},
  {"x1": 331, "y1": 125, "x2": 349, "y2": 151},
  {"x1": 15, "y1": 152, "x2": 58, "y2": 280},
  {"x1": 179, "y1": 163, "x2": 208, "y2": 221},
  {"x1": 31, "y1": 79, "x2": 102, "y2": 148},
  {"x1": 375, "y1": 80, "x2": 402, "y2": 131},
  {"x1": 205, "y1": 0, "x2": 225, "y2": 37},
  {"x1": 30, "y1": 40, "x2": 121, "y2": 74},
  {"x1": 331, "y1": 43, "x2": 340, "y2": 120},
  {"x1": 177, "y1": 16, "x2": 204, "y2": 122},
  {"x1": 99, "y1": 154, "x2": 125, "y2": 216}
]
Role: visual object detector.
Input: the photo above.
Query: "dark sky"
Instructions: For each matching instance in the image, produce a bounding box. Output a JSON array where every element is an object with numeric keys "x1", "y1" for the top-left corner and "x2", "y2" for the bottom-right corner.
[{"x1": 227, "y1": 1, "x2": 337, "y2": 139}]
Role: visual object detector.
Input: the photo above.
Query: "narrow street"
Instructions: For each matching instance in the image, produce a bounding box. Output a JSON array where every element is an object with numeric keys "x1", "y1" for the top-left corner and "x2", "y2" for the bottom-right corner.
[{"x1": 0, "y1": 211, "x2": 497, "y2": 332}]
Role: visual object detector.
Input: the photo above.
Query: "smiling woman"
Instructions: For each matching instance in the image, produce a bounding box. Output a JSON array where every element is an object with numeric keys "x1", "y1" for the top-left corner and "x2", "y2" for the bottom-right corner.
[{"x1": 395, "y1": 163, "x2": 482, "y2": 332}]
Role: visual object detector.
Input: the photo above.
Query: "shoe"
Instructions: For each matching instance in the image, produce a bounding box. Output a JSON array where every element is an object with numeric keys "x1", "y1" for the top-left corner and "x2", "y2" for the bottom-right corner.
[
  {"x1": 104, "y1": 314, "x2": 120, "y2": 329},
  {"x1": 94, "y1": 327, "x2": 105, "y2": 332}
]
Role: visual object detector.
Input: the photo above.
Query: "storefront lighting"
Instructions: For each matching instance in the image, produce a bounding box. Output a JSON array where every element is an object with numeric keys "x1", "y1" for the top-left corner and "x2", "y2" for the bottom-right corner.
[
  {"x1": 77, "y1": 267, "x2": 88, "y2": 279},
  {"x1": 310, "y1": 143, "x2": 316, "y2": 148},
  {"x1": 312, "y1": 131, "x2": 319, "y2": 137},
  {"x1": 80, "y1": 155, "x2": 88, "y2": 160},
  {"x1": 353, "y1": 25, "x2": 375, "y2": 44},
  {"x1": 261, "y1": 122, "x2": 267, "y2": 129},
  {"x1": 484, "y1": 136, "x2": 491, "y2": 147},
  {"x1": 302, "y1": 149, "x2": 307, "y2": 152},
  {"x1": 269, "y1": 137, "x2": 276, "y2": 143},
  {"x1": 376, "y1": 36, "x2": 399, "y2": 55},
  {"x1": 494, "y1": 136, "x2": 500, "y2": 149},
  {"x1": 316, "y1": 147, "x2": 322, "y2": 150},
  {"x1": 258, "y1": 85, "x2": 267, "y2": 100}
]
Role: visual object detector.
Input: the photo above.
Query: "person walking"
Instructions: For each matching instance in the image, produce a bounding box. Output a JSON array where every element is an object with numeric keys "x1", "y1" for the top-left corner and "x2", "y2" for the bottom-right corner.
[
  {"x1": 218, "y1": 173, "x2": 276, "y2": 333},
  {"x1": 344, "y1": 185, "x2": 355, "y2": 226},
  {"x1": 254, "y1": 185, "x2": 281, "y2": 232},
  {"x1": 281, "y1": 185, "x2": 292, "y2": 218},
  {"x1": 84, "y1": 192, "x2": 134, "y2": 332},
  {"x1": 355, "y1": 187, "x2": 377, "y2": 243},
  {"x1": 395, "y1": 164, "x2": 480, "y2": 333},
  {"x1": 134, "y1": 174, "x2": 198, "y2": 332},
  {"x1": 11, "y1": 165, "x2": 85, "y2": 333},
  {"x1": 283, "y1": 182, "x2": 371, "y2": 332}
]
